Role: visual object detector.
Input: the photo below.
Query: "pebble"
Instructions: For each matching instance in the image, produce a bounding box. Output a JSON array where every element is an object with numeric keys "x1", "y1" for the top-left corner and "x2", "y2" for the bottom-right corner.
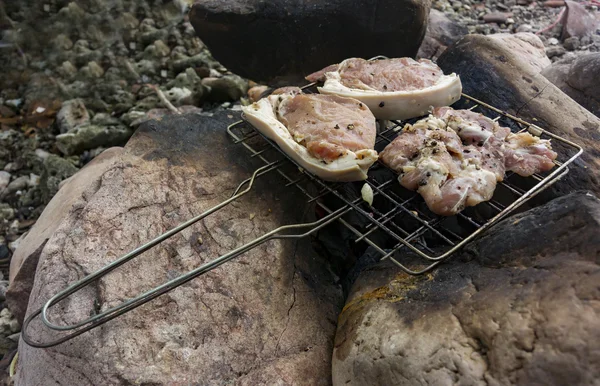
[
  {"x1": 0, "y1": 171, "x2": 10, "y2": 192},
  {"x1": 563, "y1": 36, "x2": 580, "y2": 51},
  {"x1": 546, "y1": 45, "x2": 566, "y2": 58},
  {"x1": 548, "y1": 37, "x2": 559, "y2": 45},
  {"x1": 4, "y1": 176, "x2": 30, "y2": 195},
  {"x1": 483, "y1": 12, "x2": 513, "y2": 24},
  {"x1": 56, "y1": 99, "x2": 90, "y2": 134}
]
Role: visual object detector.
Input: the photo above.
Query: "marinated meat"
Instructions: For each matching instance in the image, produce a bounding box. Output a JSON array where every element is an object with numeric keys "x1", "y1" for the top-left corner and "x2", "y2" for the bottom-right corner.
[
  {"x1": 380, "y1": 107, "x2": 558, "y2": 215},
  {"x1": 241, "y1": 88, "x2": 378, "y2": 182},
  {"x1": 433, "y1": 107, "x2": 557, "y2": 177},
  {"x1": 504, "y1": 133, "x2": 558, "y2": 176},
  {"x1": 277, "y1": 93, "x2": 376, "y2": 163},
  {"x1": 380, "y1": 116, "x2": 500, "y2": 216},
  {"x1": 306, "y1": 57, "x2": 462, "y2": 120},
  {"x1": 433, "y1": 107, "x2": 512, "y2": 145},
  {"x1": 307, "y1": 58, "x2": 445, "y2": 92}
]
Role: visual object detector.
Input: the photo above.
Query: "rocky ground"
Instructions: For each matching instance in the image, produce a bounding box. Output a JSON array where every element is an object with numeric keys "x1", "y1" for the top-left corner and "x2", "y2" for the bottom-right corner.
[
  {"x1": 432, "y1": 0, "x2": 600, "y2": 60},
  {"x1": 0, "y1": 0, "x2": 598, "y2": 382}
]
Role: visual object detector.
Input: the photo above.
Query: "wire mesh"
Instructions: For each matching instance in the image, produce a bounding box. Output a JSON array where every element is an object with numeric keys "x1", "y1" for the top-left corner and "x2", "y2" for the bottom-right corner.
[{"x1": 228, "y1": 91, "x2": 583, "y2": 274}]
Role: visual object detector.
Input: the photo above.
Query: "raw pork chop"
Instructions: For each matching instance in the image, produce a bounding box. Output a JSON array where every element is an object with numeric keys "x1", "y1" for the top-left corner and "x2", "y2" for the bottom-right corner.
[
  {"x1": 276, "y1": 93, "x2": 376, "y2": 163},
  {"x1": 305, "y1": 57, "x2": 462, "y2": 120},
  {"x1": 242, "y1": 88, "x2": 378, "y2": 182}
]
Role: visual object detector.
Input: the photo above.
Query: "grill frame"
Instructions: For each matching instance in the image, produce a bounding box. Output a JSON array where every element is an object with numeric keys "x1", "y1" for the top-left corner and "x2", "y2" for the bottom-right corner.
[{"x1": 228, "y1": 91, "x2": 583, "y2": 275}]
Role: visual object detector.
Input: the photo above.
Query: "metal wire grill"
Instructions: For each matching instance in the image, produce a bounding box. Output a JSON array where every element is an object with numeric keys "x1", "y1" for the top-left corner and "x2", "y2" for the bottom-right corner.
[{"x1": 228, "y1": 92, "x2": 583, "y2": 274}]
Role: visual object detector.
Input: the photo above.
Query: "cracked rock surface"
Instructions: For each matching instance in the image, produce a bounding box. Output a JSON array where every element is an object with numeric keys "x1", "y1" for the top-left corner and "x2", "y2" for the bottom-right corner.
[
  {"x1": 332, "y1": 191, "x2": 600, "y2": 386},
  {"x1": 13, "y1": 111, "x2": 342, "y2": 385}
]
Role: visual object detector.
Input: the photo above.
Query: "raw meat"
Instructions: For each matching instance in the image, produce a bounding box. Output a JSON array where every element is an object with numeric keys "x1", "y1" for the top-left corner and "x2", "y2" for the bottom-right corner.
[
  {"x1": 380, "y1": 116, "x2": 499, "y2": 216},
  {"x1": 242, "y1": 88, "x2": 378, "y2": 182},
  {"x1": 380, "y1": 107, "x2": 557, "y2": 215},
  {"x1": 305, "y1": 57, "x2": 462, "y2": 120}
]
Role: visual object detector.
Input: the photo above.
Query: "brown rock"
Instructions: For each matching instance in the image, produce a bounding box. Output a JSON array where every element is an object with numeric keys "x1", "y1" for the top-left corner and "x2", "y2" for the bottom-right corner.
[
  {"x1": 190, "y1": 0, "x2": 432, "y2": 85},
  {"x1": 483, "y1": 11, "x2": 513, "y2": 24},
  {"x1": 438, "y1": 33, "x2": 600, "y2": 197},
  {"x1": 7, "y1": 147, "x2": 124, "y2": 324},
  {"x1": 333, "y1": 192, "x2": 600, "y2": 385},
  {"x1": 561, "y1": 0, "x2": 600, "y2": 40},
  {"x1": 417, "y1": 9, "x2": 468, "y2": 61},
  {"x1": 14, "y1": 111, "x2": 342, "y2": 385},
  {"x1": 542, "y1": 53, "x2": 600, "y2": 118}
]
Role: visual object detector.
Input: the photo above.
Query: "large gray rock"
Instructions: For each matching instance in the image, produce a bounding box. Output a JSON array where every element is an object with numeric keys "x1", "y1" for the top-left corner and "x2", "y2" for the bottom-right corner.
[
  {"x1": 333, "y1": 192, "x2": 600, "y2": 385},
  {"x1": 437, "y1": 33, "x2": 600, "y2": 197},
  {"x1": 417, "y1": 9, "x2": 468, "y2": 61},
  {"x1": 542, "y1": 53, "x2": 600, "y2": 118},
  {"x1": 13, "y1": 110, "x2": 342, "y2": 385},
  {"x1": 190, "y1": 0, "x2": 432, "y2": 85}
]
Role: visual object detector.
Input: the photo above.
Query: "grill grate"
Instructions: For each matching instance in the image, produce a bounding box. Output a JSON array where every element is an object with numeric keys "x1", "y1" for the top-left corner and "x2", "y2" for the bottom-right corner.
[{"x1": 228, "y1": 92, "x2": 583, "y2": 274}]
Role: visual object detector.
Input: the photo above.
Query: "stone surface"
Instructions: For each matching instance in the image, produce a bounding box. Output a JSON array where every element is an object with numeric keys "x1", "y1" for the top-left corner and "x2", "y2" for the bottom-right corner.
[
  {"x1": 56, "y1": 99, "x2": 90, "y2": 134},
  {"x1": 13, "y1": 111, "x2": 342, "y2": 385},
  {"x1": 542, "y1": 53, "x2": 600, "y2": 118},
  {"x1": 333, "y1": 192, "x2": 600, "y2": 386},
  {"x1": 190, "y1": 0, "x2": 432, "y2": 84},
  {"x1": 438, "y1": 33, "x2": 600, "y2": 197},
  {"x1": 7, "y1": 148, "x2": 124, "y2": 322},
  {"x1": 561, "y1": 0, "x2": 600, "y2": 40},
  {"x1": 417, "y1": 9, "x2": 468, "y2": 60},
  {"x1": 55, "y1": 123, "x2": 134, "y2": 156}
]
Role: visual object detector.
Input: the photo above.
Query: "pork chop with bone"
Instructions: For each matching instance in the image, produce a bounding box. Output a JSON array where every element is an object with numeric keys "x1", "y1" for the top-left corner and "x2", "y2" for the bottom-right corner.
[
  {"x1": 305, "y1": 57, "x2": 462, "y2": 120},
  {"x1": 242, "y1": 87, "x2": 378, "y2": 182}
]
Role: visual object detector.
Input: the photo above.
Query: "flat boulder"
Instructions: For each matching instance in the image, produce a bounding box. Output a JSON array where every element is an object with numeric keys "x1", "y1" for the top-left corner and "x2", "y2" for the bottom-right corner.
[
  {"x1": 189, "y1": 0, "x2": 431, "y2": 85},
  {"x1": 13, "y1": 111, "x2": 342, "y2": 385},
  {"x1": 333, "y1": 192, "x2": 600, "y2": 385}
]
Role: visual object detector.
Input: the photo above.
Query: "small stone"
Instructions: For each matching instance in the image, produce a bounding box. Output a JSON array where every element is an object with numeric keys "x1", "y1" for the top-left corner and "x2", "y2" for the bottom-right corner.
[
  {"x1": 56, "y1": 99, "x2": 90, "y2": 134},
  {"x1": 506, "y1": 18, "x2": 515, "y2": 24},
  {"x1": 40, "y1": 155, "x2": 79, "y2": 201},
  {"x1": 56, "y1": 61, "x2": 78, "y2": 79},
  {"x1": 563, "y1": 36, "x2": 580, "y2": 51},
  {"x1": 79, "y1": 61, "x2": 105, "y2": 78},
  {"x1": 546, "y1": 45, "x2": 566, "y2": 58},
  {"x1": 483, "y1": 12, "x2": 512, "y2": 24},
  {"x1": 548, "y1": 37, "x2": 559, "y2": 45},
  {"x1": 4, "y1": 176, "x2": 29, "y2": 195},
  {"x1": 0, "y1": 171, "x2": 10, "y2": 192},
  {"x1": 0, "y1": 204, "x2": 14, "y2": 222},
  {"x1": 56, "y1": 124, "x2": 134, "y2": 156},
  {"x1": 202, "y1": 75, "x2": 249, "y2": 102},
  {"x1": 35, "y1": 149, "x2": 51, "y2": 161},
  {"x1": 134, "y1": 59, "x2": 159, "y2": 76},
  {"x1": 516, "y1": 24, "x2": 533, "y2": 33},
  {"x1": 0, "y1": 244, "x2": 9, "y2": 260}
]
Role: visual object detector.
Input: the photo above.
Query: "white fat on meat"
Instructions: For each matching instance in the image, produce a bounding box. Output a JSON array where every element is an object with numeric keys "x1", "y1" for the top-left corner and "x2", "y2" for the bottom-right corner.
[
  {"x1": 306, "y1": 57, "x2": 463, "y2": 120},
  {"x1": 504, "y1": 133, "x2": 557, "y2": 176},
  {"x1": 242, "y1": 87, "x2": 378, "y2": 182}
]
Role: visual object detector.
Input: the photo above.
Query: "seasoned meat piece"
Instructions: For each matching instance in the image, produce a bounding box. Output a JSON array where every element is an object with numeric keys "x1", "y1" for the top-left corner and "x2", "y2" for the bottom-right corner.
[
  {"x1": 241, "y1": 87, "x2": 378, "y2": 182},
  {"x1": 307, "y1": 58, "x2": 445, "y2": 91},
  {"x1": 306, "y1": 57, "x2": 462, "y2": 120},
  {"x1": 277, "y1": 94, "x2": 376, "y2": 163},
  {"x1": 434, "y1": 107, "x2": 557, "y2": 177},
  {"x1": 433, "y1": 107, "x2": 511, "y2": 144},
  {"x1": 380, "y1": 114, "x2": 504, "y2": 216},
  {"x1": 504, "y1": 133, "x2": 557, "y2": 176}
]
